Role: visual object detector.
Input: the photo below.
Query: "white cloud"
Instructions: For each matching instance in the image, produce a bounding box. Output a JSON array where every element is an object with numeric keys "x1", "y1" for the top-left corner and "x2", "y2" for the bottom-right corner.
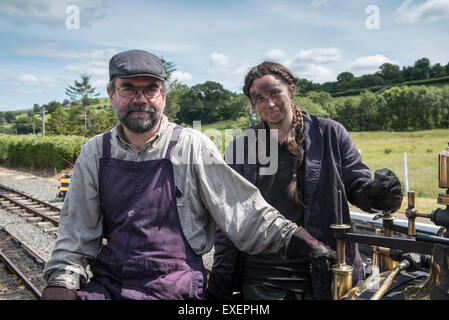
[
  {"x1": 291, "y1": 63, "x2": 336, "y2": 83},
  {"x1": 17, "y1": 73, "x2": 58, "y2": 87},
  {"x1": 62, "y1": 60, "x2": 109, "y2": 78},
  {"x1": 209, "y1": 53, "x2": 231, "y2": 72},
  {"x1": 12, "y1": 88, "x2": 43, "y2": 95},
  {"x1": 16, "y1": 42, "x2": 117, "y2": 60},
  {"x1": 208, "y1": 53, "x2": 250, "y2": 77},
  {"x1": 0, "y1": 102, "x2": 26, "y2": 111},
  {"x1": 348, "y1": 54, "x2": 395, "y2": 73},
  {"x1": 264, "y1": 49, "x2": 287, "y2": 61},
  {"x1": 0, "y1": 0, "x2": 104, "y2": 26},
  {"x1": 397, "y1": 0, "x2": 449, "y2": 23},
  {"x1": 295, "y1": 47, "x2": 342, "y2": 64},
  {"x1": 172, "y1": 71, "x2": 193, "y2": 82}
]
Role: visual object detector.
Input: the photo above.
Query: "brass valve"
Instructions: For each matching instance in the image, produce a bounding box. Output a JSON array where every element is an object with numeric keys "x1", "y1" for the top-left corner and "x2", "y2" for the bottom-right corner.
[
  {"x1": 330, "y1": 190, "x2": 353, "y2": 300},
  {"x1": 438, "y1": 141, "x2": 449, "y2": 205}
]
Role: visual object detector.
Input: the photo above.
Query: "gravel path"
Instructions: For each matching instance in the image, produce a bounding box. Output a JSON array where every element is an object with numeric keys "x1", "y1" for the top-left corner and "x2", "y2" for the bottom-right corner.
[
  {"x1": 0, "y1": 166, "x2": 215, "y2": 271},
  {"x1": 0, "y1": 167, "x2": 63, "y2": 261}
]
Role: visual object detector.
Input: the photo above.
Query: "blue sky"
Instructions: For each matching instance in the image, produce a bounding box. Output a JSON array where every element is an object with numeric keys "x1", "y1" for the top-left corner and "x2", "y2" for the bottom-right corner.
[{"x1": 0, "y1": 0, "x2": 448, "y2": 111}]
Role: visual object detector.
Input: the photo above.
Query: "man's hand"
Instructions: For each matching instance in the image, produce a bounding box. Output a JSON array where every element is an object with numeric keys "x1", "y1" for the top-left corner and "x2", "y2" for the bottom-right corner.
[
  {"x1": 362, "y1": 168, "x2": 403, "y2": 214},
  {"x1": 287, "y1": 227, "x2": 337, "y2": 279},
  {"x1": 40, "y1": 286, "x2": 77, "y2": 300}
]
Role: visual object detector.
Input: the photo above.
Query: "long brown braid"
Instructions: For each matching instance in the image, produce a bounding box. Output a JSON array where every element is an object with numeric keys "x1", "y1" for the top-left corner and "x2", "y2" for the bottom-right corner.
[{"x1": 244, "y1": 61, "x2": 306, "y2": 208}]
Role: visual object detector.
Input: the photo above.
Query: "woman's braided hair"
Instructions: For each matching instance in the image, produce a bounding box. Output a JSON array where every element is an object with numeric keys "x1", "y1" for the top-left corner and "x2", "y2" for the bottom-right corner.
[{"x1": 243, "y1": 61, "x2": 305, "y2": 208}]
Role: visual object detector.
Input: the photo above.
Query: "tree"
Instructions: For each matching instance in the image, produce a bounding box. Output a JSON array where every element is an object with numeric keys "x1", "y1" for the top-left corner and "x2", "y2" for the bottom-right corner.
[
  {"x1": 62, "y1": 99, "x2": 70, "y2": 107},
  {"x1": 337, "y1": 72, "x2": 354, "y2": 83},
  {"x1": 164, "y1": 81, "x2": 189, "y2": 122},
  {"x1": 378, "y1": 63, "x2": 403, "y2": 84},
  {"x1": 65, "y1": 73, "x2": 100, "y2": 107},
  {"x1": 46, "y1": 101, "x2": 63, "y2": 114},
  {"x1": 4, "y1": 111, "x2": 15, "y2": 123},
  {"x1": 412, "y1": 57, "x2": 431, "y2": 80},
  {"x1": 191, "y1": 81, "x2": 233, "y2": 123},
  {"x1": 13, "y1": 114, "x2": 40, "y2": 134},
  {"x1": 296, "y1": 78, "x2": 321, "y2": 94},
  {"x1": 306, "y1": 91, "x2": 336, "y2": 118},
  {"x1": 430, "y1": 63, "x2": 447, "y2": 78},
  {"x1": 65, "y1": 74, "x2": 100, "y2": 136},
  {"x1": 336, "y1": 72, "x2": 355, "y2": 91},
  {"x1": 47, "y1": 106, "x2": 68, "y2": 135},
  {"x1": 161, "y1": 58, "x2": 177, "y2": 82}
]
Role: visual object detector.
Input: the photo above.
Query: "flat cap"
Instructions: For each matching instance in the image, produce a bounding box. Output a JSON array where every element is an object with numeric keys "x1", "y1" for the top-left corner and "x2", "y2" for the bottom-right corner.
[{"x1": 109, "y1": 49, "x2": 167, "y2": 81}]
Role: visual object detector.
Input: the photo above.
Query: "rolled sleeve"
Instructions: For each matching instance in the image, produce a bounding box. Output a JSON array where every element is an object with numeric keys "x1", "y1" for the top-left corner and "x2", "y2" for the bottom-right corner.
[
  {"x1": 43, "y1": 144, "x2": 104, "y2": 289},
  {"x1": 193, "y1": 138, "x2": 297, "y2": 255}
]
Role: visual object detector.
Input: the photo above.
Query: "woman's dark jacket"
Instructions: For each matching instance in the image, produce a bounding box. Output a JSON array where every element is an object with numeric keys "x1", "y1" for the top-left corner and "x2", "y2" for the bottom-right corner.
[{"x1": 207, "y1": 112, "x2": 373, "y2": 300}]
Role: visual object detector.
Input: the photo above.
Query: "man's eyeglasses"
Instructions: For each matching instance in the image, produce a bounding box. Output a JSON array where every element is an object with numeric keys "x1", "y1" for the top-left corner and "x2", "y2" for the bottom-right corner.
[{"x1": 116, "y1": 86, "x2": 162, "y2": 100}]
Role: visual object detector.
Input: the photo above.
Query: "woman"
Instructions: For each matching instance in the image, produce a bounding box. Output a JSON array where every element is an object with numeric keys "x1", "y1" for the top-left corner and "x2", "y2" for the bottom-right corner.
[{"x1": 206, "y1": 61, "x2": 402, "y2": 300}]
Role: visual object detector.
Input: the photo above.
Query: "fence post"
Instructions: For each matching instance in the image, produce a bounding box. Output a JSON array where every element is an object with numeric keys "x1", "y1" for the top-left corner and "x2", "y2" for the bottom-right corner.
[
  {"x1": 41, "y1": 106, "x2": 45, "y2": 138},
  {"x1": 403, "y1": 152, "x2": 409, "y2": 195}
]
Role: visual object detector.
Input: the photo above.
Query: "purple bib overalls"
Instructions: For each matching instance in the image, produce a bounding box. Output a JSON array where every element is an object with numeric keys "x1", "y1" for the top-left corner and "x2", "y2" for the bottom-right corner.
[{"x1": 77, "y1": 126, "x2": 206, "y2": 300}]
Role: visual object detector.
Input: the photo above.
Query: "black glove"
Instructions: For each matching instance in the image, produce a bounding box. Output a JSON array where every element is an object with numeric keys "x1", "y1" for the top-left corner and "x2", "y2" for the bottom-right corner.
[
  {"x1": 287, "y1": 227, "x2": 337, "y2": 278},
  {"x1": 361, "y1": 168, "x2": 403, "y2": 214},
  {"x1": 206, "y1": 273, "x2": 235, "y2": 300},
  {"x1": 40, "y1": 286, "x2": 77, "y2": 300}
]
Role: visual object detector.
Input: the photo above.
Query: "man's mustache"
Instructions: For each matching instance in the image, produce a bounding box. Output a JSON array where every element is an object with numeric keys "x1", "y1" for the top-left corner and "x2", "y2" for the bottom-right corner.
[{"x1": 125, "y1": 105, "x2": 155, "y2": 115}]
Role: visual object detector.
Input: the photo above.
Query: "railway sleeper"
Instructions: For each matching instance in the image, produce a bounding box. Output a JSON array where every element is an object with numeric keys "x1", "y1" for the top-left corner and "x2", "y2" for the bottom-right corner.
[
  {"x1": 40, "y1": 210, "x2": 60, "y2": 216},
  {"x1": 18, "y1": 212, "x2": 35, "y2": 218},
  {"x1": 43, "y1": 227, "x2": 59, "y2": 233},
  {"x1": 37, "y1": 222, "x2": 53, "y2": 227},
  {"x1": 27, "y1": 217, "x2": 43, "y2": 223},
  {"x1": 1, "y1": 203, "x2": 20, "y2": 209}
]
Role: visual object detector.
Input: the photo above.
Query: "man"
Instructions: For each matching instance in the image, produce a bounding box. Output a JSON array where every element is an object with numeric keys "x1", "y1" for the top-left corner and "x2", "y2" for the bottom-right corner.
[
  {"x1": 206, "y1": 61, "x2": 403, "y2": 300},
  {"x1": 41, "y1": 50, "x2": 336, "y2": 300}
]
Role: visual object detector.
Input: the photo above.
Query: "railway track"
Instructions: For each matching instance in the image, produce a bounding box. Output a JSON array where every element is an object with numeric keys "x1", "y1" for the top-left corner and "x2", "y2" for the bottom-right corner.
[
  {"x1": 0, "y1": 184, "x2": 60, "y2": 236},
  {"x1": 0, "y1": 227, "x2": 46, "y2": 299}
]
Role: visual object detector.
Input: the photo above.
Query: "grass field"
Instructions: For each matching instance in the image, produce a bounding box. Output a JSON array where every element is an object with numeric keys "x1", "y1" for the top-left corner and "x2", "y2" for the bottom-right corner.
[{"x1": 349, "y1": 129, "x2": 448, "y2": 214}]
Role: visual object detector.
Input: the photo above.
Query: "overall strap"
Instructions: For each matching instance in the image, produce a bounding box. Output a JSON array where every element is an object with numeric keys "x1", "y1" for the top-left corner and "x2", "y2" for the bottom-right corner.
[
  {"x1": 165, "y1": 125, "x2": 184, "y2": 159},
  {"x1": 102, "y1": 131, "x2": 112, "y2": 158}
]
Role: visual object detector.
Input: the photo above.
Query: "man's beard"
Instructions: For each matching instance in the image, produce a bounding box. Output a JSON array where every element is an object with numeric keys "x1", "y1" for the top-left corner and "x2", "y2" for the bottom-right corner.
[{"x1": 116, "y1": 104, "x2": 162, "y2": 133}]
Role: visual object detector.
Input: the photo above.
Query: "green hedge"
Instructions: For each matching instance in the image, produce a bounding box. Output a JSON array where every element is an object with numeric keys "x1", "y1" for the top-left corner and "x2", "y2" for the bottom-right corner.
[
  {"x1": 330, "y1": 76, "x2": 449, "y2": 97},
  {"x1": 0, "y1": 134, "x2": 88, "y2": 170},
  {"x1": 402, "y1": 76, "x2": 449, "y2": 86}
]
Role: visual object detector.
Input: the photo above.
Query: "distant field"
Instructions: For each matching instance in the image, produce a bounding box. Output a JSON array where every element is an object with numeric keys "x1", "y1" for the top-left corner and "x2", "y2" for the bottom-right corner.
[
  {"x1": 349, "y1": 129, "x2": 448, "y2": 198},
  {"x1": 349, "y1": 129, "x2": 448, "y2": 213}
]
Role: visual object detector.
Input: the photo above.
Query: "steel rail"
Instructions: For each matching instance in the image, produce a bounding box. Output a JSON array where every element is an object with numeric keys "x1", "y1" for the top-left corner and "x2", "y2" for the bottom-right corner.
[
  {"x1": 0, "y1": 183, "x2": 61, "y2": 212},
  {"x1": 0, "y1": 249, "x2": 42, "y2": 298},
  {"x1": 0, "y1": 186, "x2": 59, "y2": 226}
]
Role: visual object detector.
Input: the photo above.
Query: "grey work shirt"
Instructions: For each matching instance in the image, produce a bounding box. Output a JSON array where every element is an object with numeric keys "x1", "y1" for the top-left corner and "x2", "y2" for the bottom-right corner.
[{"x1": 43, "y1": 115, "x2": 298, "y2": 290}]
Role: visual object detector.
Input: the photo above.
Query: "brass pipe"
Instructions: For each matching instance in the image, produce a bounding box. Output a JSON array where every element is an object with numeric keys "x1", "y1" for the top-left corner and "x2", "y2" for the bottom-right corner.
[
  {"x1": 407, "y1": 191, "x2": 416, "y2": 236},
  {"x1": 372, "y1": 247, "x2": 391, "y2": 256},
  {"x1": 336, "y1": 238, "x2": 346, "y2": 265},
  {"x1": 380, "y1": 218, "x2": 398, "y2": 272},
  {"x1": 371, "y1": 229, "x2": 381, "y2": 269},
  {"x1": 370, "y1": 259, "x2": 410, "y2": 300}
]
